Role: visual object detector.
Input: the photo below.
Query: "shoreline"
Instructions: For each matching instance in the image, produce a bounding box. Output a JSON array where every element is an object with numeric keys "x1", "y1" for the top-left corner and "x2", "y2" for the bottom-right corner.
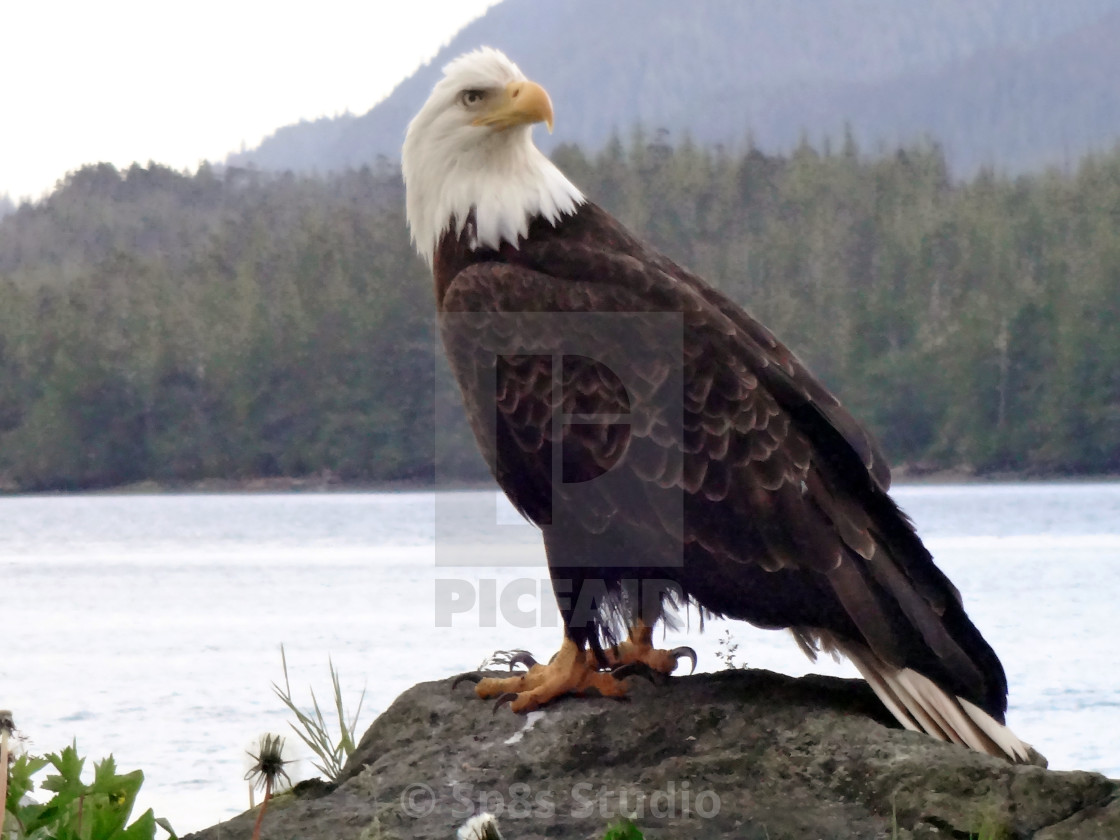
[{"x1": 3, "y1": 468, "x2": 1119, "y2": 497}]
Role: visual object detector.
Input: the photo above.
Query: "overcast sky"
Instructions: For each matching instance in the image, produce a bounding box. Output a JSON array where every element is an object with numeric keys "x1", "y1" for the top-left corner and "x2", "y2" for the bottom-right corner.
[{"x1": 0, "y1": 0, "x2": 500, "y2": 201}]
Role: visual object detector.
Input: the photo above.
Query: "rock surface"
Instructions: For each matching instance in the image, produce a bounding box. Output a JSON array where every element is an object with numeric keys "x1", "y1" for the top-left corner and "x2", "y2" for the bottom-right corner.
[{"x1": 184, "y1": 669, "x2": 1118, "y2": 839}]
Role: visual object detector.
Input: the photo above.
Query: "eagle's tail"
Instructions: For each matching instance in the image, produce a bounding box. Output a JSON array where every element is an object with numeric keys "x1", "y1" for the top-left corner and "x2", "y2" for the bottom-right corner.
[{"x1": 799, "y1": 630, "x2": 1033, "y2": 763}]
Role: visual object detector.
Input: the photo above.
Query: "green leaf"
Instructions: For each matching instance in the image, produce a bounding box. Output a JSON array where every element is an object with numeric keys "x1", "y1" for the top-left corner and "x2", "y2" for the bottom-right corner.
[
  {"x1": 4, "y1": 744, "x2": 173, "y2": 840},
  {"x1": 40, "y1": 743, "x2": 86, "y2": 796},
  {"x1": 86, "y1": 766, "x2": 145, "y2": 838},
  {"x1": 29, "y1": 743, "x2": 88, "y2": 832},
  {"x1": 115, "y1": 807, "x2": 159, "y2": 840},
  {"x1": 6, "y1": 753, "x2": 49, "y2": 812},
  {"x1": 88, "y1": 754, "x2": 125, "y2": 794}
]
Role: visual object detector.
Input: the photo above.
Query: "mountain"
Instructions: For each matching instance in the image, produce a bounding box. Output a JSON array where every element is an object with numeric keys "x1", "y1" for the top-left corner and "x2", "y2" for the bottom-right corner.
[{"x1": 228, "y1": 0, "x2": 1120, "y2": 176}]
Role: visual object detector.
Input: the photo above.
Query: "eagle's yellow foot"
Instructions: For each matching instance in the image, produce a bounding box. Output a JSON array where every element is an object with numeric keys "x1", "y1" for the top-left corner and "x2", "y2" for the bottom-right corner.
[
  {"x1": 474, "y1": 638, "x2": 629, "y2": 712},
  {"x1": 592, "y1": 623, "x2": 698, "y2": 675}
]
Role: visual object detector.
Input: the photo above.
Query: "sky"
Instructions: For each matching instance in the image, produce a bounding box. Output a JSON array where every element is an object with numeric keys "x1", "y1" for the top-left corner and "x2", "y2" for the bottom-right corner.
[{"x1": 0, "y1": 0, "x2": 501, "y2": 202}]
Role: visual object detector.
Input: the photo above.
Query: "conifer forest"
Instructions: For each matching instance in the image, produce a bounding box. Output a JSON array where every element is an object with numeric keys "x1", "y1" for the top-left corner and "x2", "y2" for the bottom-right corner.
[{"x1": 1, "y1": 134, "x2": 1118, "y2": 490}]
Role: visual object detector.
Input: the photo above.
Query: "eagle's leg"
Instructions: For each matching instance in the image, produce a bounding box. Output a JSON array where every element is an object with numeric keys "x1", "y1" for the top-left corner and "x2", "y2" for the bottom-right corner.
[
  {"x1": 589, "y1": 620, "x2": 698, "y2": 675},
  {"x1": 474, "y1": 635, "x2": 630, "y2": 712}
]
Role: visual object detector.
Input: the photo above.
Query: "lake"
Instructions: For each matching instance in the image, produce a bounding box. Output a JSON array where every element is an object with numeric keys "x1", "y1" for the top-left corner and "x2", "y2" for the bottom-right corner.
[{"x1": 2, "y1": 483, "x2": 1118, "y2": 833}]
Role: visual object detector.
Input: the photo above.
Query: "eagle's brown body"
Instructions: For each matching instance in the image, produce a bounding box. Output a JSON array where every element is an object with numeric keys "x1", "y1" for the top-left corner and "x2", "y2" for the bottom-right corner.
[{"x1": 435, "y1": 201, "x2": 1010, "y2": 724}]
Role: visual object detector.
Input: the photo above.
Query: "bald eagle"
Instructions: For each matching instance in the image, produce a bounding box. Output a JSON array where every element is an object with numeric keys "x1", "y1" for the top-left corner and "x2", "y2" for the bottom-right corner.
[{"x1": 403, "y1": 47, "x2": 1030, "y2": 761}]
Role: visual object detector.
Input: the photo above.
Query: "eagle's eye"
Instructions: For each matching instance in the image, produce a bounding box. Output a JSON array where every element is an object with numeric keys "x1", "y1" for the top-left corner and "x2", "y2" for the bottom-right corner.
[{"x1": 460, "y1": 89, "x2": 486, "y2": 107}]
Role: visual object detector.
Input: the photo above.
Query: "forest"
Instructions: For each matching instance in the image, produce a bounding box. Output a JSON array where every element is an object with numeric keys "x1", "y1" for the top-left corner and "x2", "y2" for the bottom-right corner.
[{"x1": 0, "y1": 132, "x2": 1118, "y2": 491}]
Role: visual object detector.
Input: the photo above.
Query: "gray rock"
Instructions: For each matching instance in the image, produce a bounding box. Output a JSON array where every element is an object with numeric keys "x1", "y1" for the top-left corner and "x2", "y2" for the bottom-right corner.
[{"x1": 183, "y1": 669, "x2": 1116, "y2": 840}]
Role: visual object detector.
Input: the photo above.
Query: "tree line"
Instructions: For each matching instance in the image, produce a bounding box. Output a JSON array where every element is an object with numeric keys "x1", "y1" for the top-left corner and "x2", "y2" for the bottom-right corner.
[{"x1": 0, "y1": 134, "x2": 1117, "y2": 491}]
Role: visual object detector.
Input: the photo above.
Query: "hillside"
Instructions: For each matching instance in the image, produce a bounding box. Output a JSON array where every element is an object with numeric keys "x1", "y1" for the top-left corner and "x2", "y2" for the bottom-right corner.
[
  {"x1": 229, "y1": 0, "x2": 1120, "y2": 176},
  {"x1": 2, "y1": 138, "x2": 1119, "y2": 491}
]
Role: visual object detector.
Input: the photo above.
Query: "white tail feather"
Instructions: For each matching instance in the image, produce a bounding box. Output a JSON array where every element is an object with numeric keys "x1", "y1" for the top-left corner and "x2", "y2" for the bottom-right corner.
[
  {"x1": 960, "y1": 696, "x2": 1032, "y2": 763},
  {"x1": 842, "y1": 649, "x2": 921, "y2": 733},
  {"x1": 799, "y1": 629, "x2": 1032, "y2": 762}
]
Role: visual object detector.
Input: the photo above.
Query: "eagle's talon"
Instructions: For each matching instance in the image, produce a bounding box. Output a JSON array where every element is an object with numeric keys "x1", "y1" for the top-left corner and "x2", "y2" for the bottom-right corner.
[
  {"x1": 479, "y1": 649, "x2": 538, "y2": 671},
  {"x1": 508, "y1": 650, "x2": 538, "y2": 671},
  {"x1": 595, "y1": 623, "x2": 694, "y2": 677},
  {"x1": 611, "y1": 662, "x2": 658, "y2": 683},
  {"x1": 671, "y1": 646, "x2": 698, "y2": 674},
  {"x1": 467, "y1": 638, "x2": 632, "y2": 713},
  {"x1": 451, "y1": 672, "x2": 485, "y2": 691}
]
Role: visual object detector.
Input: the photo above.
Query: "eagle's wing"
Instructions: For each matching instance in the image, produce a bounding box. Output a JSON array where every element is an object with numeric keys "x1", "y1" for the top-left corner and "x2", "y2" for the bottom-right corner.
[
  {"x1": 439, "y1": 254, "x2": 1009, "y2": 730},
  {"x1": 675, "y1": 263, "x2": 893, "y2": 493}
]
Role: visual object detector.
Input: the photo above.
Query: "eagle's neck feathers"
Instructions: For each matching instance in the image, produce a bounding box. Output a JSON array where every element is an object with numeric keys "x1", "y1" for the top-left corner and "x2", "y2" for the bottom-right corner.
[{"x1": 403, "y1": 123, "x2": 583, "y2": 267}]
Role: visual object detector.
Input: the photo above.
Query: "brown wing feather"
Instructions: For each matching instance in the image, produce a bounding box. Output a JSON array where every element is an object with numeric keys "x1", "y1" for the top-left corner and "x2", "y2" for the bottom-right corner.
[{"x1": 441, "y1": 259, "x2": 867, "y2": 578}]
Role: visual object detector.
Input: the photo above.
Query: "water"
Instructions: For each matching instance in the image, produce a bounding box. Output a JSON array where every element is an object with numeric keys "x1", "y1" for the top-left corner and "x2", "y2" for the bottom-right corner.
[{"x1": 2, "y1": 484, "x2": 1118, "y2": 833}]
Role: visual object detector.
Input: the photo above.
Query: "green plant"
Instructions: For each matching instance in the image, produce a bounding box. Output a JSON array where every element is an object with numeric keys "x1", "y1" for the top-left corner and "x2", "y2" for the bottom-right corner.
[
  {"x1": 714, "y1": 629, "x2": 742, "y2": 670},
  {"x1": 3, "y1": 743, "x2": 176, "y2": 840},
  {"x1": 970, "y1": 814, "x2": 1012, "y2": 840},
  {"x1": 272, "y1": 644, "x2": 366, "y2": 783},
  {"x1": 601, "y1": 818, "x2": 644, "y2": 840}
]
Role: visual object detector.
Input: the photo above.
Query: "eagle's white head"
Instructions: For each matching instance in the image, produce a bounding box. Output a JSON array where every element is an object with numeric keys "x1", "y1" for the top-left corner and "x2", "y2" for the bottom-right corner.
[{"x1": 402, "y1": 47, "x2": 584, "y2": 266}]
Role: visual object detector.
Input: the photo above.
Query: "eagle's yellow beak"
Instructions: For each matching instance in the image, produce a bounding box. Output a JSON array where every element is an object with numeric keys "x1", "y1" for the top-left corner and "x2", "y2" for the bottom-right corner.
[{"x1": 472, "y1": 80, "x2": 555, "y2": 133}]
